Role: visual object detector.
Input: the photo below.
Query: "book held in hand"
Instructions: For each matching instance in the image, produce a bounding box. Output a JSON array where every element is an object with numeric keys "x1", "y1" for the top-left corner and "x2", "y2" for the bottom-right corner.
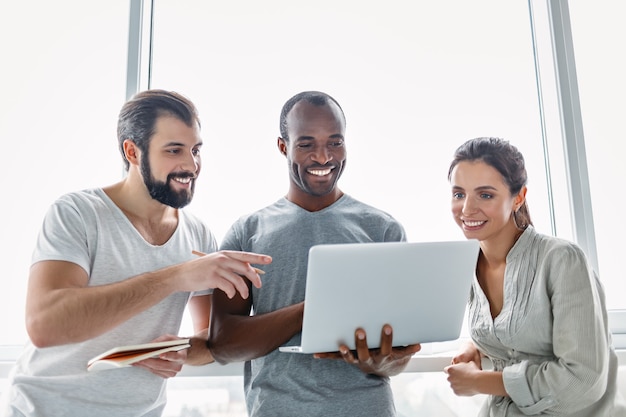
[{"x1": 87, "y1": 338, "x2": 191, "y2": 372}]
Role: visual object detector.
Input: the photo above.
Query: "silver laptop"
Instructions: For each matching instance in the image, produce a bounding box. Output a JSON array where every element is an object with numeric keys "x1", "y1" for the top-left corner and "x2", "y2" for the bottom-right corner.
[{"x1": 279, "y1": 240, "x2": 479, "y2": 354}]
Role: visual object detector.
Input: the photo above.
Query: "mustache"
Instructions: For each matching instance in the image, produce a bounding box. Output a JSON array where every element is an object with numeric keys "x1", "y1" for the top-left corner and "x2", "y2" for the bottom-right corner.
[
  {"x1": 306, "y1": 163, "x2": 335, "y2": 170},
  {"x1": 167, "y1": 171, "x2": 197, "y2": 180}
]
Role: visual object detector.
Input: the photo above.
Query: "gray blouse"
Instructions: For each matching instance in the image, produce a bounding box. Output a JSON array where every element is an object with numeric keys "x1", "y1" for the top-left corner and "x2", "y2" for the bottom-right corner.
[{"x1": 469, "y1": 226, "x2": 626, "y2": 416}]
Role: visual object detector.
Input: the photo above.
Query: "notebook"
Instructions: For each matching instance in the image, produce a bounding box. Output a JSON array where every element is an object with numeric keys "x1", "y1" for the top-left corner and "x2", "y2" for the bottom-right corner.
[{"x1": 279, "y1": 240, "x2": 479, "y2": 354}]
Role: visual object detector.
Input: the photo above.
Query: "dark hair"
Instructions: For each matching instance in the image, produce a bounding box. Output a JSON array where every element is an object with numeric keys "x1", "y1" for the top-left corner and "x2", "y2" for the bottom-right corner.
[
  {"x1": 117, "y1": 89, "x2": 200, "y2": 170},
  {"x1": 448, "y1": 137, "x2": 533, "y2": 229},
  {"x1": 279, "y1": 91, "x2": 345, "y2": 141}
]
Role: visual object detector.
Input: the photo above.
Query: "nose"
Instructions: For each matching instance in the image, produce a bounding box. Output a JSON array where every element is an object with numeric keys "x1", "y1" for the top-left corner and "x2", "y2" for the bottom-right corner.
[
  {"x1": 311, "y1": 145, "x2": 332, "y2": 165},
  {"x1": 181, "y1": 150, "x2": 200, "y2": 173},
  {"x1": 461, "y1": 198, "x2": 478, "y2": 215}
]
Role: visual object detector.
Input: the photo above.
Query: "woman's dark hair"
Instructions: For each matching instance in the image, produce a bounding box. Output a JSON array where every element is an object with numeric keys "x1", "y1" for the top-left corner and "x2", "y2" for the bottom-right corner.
[
  {"x1": 448, "y1": 137, "x2": 532, "y2": 229},
  {"x1": 117, "y1": 89, "x2": 200, "y2": 171}
]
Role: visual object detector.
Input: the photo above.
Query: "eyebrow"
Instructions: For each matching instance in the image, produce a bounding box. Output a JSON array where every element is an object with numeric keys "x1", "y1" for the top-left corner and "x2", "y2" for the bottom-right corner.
[
  {"x1": 474, "y1": 185, "x2": 498, "y2": 192},
  {"x1": 451, "y1": 185, "x2": 499, "y2": 192},
  {"x1": 294, "y1": 134, "x2": 344, "y2": 142},
  {"x1": 163, "y1": 141, "x2": 203, "y2": 147}
]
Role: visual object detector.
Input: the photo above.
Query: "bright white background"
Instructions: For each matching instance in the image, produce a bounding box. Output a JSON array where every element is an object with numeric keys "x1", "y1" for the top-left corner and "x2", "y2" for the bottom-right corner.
[
  {"x1": 1, "y1": 0, "x2": 623, "y2": 345},
  {"x1": 1, "y1": 1, "x2": 624, "y2": 416}
]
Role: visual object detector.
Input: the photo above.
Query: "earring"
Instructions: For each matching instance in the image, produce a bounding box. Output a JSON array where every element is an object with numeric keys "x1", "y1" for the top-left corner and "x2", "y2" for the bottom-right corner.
[{"x1": 513, "y1": 208, "x2": 526, "y2": 229}]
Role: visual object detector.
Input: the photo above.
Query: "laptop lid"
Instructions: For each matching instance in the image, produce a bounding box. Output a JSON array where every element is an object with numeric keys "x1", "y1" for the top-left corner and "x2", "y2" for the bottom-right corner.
[{"x1": 280, "y1": 240, "x2": 479, "y2": 354}]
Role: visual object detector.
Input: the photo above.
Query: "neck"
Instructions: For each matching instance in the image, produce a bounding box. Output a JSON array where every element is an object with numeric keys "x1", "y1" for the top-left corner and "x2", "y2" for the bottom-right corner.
[
  {"x1": 286, "y1": 188, "x2": 344, "y2": 212},
  {"x1": 479, "y1": 223, "x2": 524, "y2": 266},
  {"x1": 104, "y1": 171, "x2": 177, "y2": 223}
]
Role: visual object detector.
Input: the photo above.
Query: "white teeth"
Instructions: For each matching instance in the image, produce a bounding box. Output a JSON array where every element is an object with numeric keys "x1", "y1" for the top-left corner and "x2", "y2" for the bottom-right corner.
[
  {"x1": 464, "y1": 220, "x2": 485, "y2": 227},
  {"x1": 174, "y1": 177, "x2": 191, "y2": 184},
  {"x1": 308, "y1": 168, "x2": 332, "y2": 176}
]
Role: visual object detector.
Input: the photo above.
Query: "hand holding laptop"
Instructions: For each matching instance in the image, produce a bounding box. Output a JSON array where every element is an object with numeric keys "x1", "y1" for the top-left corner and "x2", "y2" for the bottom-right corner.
[{"x1": 313, "y1": 324, "x2": 422, "y2": 377}]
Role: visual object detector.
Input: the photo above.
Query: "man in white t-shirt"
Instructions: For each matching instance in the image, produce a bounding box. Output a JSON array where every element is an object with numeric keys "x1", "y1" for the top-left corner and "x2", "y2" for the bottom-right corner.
[{"x1": 1, "y1": 90, "x2": 271, "y2": 417}]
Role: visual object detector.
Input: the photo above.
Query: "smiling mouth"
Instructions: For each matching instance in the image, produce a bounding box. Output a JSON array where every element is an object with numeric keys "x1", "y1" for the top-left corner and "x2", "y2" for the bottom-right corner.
[
  {"x1": 173, "y1": 177, "x2": 192, "y2": 184},
  {"x1": 307, "y1": 167, "x2": 334, "y2": 176},
  {"x1": 463, "y1": 220, "x2": 486, "y2": 227}
]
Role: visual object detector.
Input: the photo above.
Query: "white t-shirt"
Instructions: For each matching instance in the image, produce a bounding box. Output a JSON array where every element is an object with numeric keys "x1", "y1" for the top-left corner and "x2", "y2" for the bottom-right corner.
[{"x1": 2, "y1": 188, "x2": 216, "y2": 417}]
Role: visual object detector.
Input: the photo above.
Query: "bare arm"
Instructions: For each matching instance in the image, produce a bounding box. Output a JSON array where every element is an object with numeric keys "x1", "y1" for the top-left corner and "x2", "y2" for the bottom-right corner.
[
  {"x1": 184, "y1": 294, "x2": 215, "y2": 365},
  {"x1": 208, "y1": 288, "x2": 304, "y2": 364},
  {"x1": 445, "y1": 361, "x2": 507, "y2": 397},
  {"x1": 26, "y1": 251, "x2": 271, "y2": 347}
]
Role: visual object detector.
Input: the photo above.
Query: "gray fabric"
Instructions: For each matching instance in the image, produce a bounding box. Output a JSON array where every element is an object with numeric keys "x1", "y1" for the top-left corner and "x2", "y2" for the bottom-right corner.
[
  {"x1": 220, "y1": 195, "x2": 406, "y2": 417},
  {"x1": 469, "y1": 226, "x2": 626, "y2": 416},
  {"x1": 2, "y1": 188, "x2": 216, "y2": 417}
]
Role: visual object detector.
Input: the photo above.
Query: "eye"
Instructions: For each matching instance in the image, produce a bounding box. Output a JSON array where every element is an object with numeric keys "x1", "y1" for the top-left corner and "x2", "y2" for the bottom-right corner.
[
  {"x1": 192, "y1": 148, "x2": 201, "y2": 156},
  {"x1": 329, "y1": 140, "x2": 344, "y2": 147},
  {"x1": 480, "y1": 193, "x2": 493, "y2": 199},
  {"x1": 452, "y1": 192, "x2": 465, "y2": 199}
]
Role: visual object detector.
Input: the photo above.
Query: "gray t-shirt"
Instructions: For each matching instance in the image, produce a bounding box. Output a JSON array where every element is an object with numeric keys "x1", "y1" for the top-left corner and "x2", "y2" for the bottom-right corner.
[
  {"x1": 3, "y1": 188, "x2": 216, "y2": 417},
  {"x1": 220, "y1": 195, "x2": 406, "y2": 417}
]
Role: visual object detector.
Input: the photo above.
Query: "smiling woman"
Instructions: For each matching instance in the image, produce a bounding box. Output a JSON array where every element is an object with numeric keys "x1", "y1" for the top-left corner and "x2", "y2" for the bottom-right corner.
[{"x1": 445, "y1": 137, "x2": 625, "y2": 416}]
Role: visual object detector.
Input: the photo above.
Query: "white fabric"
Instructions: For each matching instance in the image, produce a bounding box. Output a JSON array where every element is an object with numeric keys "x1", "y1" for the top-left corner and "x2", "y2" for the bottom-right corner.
[{"x1": 1, "y1": 188, "x2": 216, "y2": 417}]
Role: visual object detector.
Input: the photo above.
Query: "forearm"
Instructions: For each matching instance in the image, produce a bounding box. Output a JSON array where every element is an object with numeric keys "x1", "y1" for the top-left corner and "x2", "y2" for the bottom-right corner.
[
  {"x1": 209, "y1": 302, "x2": 304, "y2": 364},
  {"x1": 185, "y1": 332, "x2": 215, "y2": 366},
  {"x1": 478, "y1": 370, "x2": 508, "y2": 397},
  {"x1": 27, "y1": 267, "x2": 180, "y2": 347}
]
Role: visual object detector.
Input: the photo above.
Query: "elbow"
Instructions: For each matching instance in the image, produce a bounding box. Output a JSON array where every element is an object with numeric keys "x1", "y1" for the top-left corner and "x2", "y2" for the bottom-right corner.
[
  {"x1": 583, "y1": 370, "x2": 609, "y2": 404},
  {"x1": 207, "y1": 342, "x2": 231, "y2": 365},
  {"x1": 558, "y1": 366, "x2": 609, "y2": 413},
  {"x1": 207, "y1": 316, "x2": 249, "y2": 365},
  {"x1": 26, "y1": 313, "x2": 55, "y2": 348},
  {"x1": 207, "y1": 327, "x2": 237, "y2": 365}
]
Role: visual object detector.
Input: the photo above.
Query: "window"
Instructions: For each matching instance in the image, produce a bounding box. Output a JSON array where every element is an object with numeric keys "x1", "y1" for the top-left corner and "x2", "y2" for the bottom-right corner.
[
  {"x1": 145, "y1": 1, "x2": 554, "y2": 415},
  {"x1": 0, "y1": 1, "x2": 129, "y2": 345},
  {"x1": 2, "y1": 1, "x2": 623, "y2": 416},
  {"x1": 567, "y1": 0, "x2": 626, "y2": 310},
  {"x1": 148, "y1": 0, "x2": 553, "y2": 252}
]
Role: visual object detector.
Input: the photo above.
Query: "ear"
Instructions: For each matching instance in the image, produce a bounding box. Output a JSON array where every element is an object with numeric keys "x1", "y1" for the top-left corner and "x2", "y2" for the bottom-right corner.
[
  {"x1": 514, "y1": 186, "x2": 527, "y2": 211},
  {"x1": 277, "y1": 137, "x2": 288, "y2": 156},
  {"x1": 123, "y1": 139, "x2": 140, "y2": 166}
]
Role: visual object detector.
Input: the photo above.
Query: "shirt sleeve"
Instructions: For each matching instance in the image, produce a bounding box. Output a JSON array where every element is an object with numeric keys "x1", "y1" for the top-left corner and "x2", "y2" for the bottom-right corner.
[
  {"x1": 383, "y1": 219, "x2": 407, "y2": 243},
  {"x1": 502, "y1": 243, "x2": 610, "y2": 415},
  {"x1": 32, "y1": 198, "x2": 91, "y2": 274}
]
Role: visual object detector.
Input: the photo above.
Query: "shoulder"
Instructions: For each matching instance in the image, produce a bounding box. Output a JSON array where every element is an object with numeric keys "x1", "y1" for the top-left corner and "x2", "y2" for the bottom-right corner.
[
  {"x1": 531, "y1": 229, "x2": 587, "y2": 263},
  {"x1": 179, "y1": 209, "x2": 207, "y2": 228},
  {"x1": 232, "y1": 198, "x2": 289, "y2": 226},
  {"x1": 340, "y1": 195, "x2": 398, "y2": 221},
  {"x1": 523, "y1": 228, "x2": 593, "y2": 284},
  {"x1": 54, "y1": 188, "x2": 105, "y2": 208},
  {"x1": 337, "y1": 195, "x2": 406, "y2": 241},
  {"x1": 178, "y1": 209, "x2": 217, "y2": 247},
  {"x1": 45, "y1": 188, "x2": 108, "y2": 221}
]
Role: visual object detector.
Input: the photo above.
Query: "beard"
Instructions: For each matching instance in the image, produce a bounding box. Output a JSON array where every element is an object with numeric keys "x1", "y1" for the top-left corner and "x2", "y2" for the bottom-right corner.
[{"x1": 140, "y1": 153, "x2": 195, "y2": 209}]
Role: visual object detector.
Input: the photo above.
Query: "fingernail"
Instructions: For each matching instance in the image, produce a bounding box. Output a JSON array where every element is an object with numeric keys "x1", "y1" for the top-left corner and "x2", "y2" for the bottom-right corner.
[{"x1": 357, "y1": 332, "x2": 365, "y2": 340}]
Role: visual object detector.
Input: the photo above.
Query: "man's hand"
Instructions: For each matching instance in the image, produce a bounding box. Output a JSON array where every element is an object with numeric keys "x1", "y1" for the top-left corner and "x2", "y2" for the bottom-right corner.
[
  {"x1": 183, "y1": 250, "x2": 272, "y2": 299},
  {"x1": 314, "y1": 324, "x2": 421, "y2": 377}
]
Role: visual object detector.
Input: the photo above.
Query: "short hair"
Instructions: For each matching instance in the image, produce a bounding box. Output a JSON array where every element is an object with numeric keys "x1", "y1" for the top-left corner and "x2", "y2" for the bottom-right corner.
[
  {"x1": 448, "y1": 137, "x2": 533, "y2": 229},
  {"x1": 279, "y1": 91, "x2": 345, "y2": 141},
  {"x1": 117, "y1": 89, "x2": 200, "y2": 170}
]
